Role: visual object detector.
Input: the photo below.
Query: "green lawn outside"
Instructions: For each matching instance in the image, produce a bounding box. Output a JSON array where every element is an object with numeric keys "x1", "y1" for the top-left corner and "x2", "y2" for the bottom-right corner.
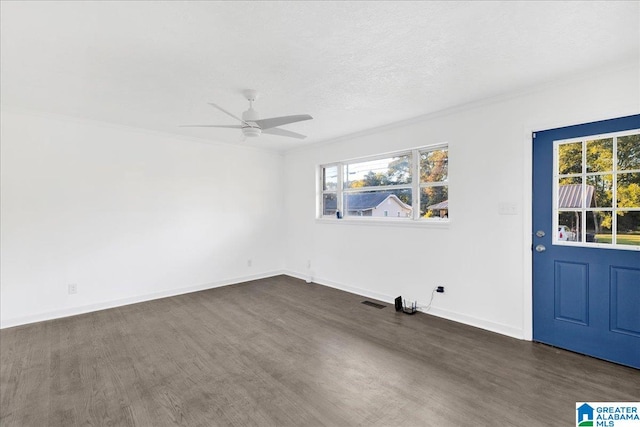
[{"x1": 595, "y1": 234, "x2": 640, "y2": 246}]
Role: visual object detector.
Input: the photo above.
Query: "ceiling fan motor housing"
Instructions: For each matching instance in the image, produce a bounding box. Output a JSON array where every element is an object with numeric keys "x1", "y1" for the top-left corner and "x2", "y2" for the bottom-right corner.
[{"x1": 242, "y1": 107, "x2": 262, "y2": 137}]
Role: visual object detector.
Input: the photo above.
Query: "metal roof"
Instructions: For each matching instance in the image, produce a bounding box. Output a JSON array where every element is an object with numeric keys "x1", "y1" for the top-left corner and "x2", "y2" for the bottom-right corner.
[
  {"x1": 425, "y1": 200, "x2": 448, "y2": 210},
  {"x1": 558, "y1": 184, "x2": 595, "y2": 208}
]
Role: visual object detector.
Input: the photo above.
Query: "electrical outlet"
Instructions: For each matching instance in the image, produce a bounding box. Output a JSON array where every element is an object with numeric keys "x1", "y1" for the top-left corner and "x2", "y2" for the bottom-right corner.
[
  {"x1": 247, "y1": 259, "x2": 252, "y2": 267},
  {"x1": 68, "y1": 283, "x2": 77, "y2": 294}
]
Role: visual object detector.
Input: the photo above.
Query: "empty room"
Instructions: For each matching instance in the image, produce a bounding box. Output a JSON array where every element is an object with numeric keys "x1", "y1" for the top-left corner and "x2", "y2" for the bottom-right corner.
[{"x1": 1, "y1": 1, "x2": 639, "y2": 426}]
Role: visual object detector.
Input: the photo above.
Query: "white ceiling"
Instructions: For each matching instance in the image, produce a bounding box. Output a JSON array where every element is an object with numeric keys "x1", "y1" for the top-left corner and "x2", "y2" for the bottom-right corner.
[{"x1": 1, "y1": 1, "x2": 638, "y2": 151}]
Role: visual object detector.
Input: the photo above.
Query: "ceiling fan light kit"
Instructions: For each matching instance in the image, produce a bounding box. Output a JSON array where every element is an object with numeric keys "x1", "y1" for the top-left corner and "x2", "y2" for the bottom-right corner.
[{"x1": 182, "y1": 89, "x2": 312, "y2": 140}]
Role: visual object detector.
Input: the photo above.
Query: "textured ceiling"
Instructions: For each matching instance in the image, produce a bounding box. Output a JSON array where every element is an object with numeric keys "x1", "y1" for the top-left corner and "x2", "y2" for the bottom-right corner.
[{"x1": 1, "y1": 1, "x2": 638, "y2": 151}]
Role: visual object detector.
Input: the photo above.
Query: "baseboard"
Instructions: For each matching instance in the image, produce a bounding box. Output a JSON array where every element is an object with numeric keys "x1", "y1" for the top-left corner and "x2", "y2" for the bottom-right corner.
[
  {"x1": 0, "y1": 270, "x2": 285, "y2": 329},
  {"x1": 424, "y1": 306, "x2": 524, "y2": 339},
  {"x1": 283, "y1": 270, "x2": 524, "y2": 340},
  {"x1": 3, "y1": 270, "x2": 524, "y2": 340},
  {"x1": 286, "y1": 270, "x2": 396, "y2": 305}
]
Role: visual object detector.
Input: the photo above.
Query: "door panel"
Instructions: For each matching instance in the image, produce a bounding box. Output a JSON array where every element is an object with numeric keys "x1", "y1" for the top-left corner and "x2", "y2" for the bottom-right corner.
[
  {"x1": 610, "y1": 266, "x2": 640, "y2": 337},
  {"x1": 533, "y1": 114, "x2": 640, "y2": 369},
  {"x1": 554, "y1": 261, "x2": 589, "y2": 325}
]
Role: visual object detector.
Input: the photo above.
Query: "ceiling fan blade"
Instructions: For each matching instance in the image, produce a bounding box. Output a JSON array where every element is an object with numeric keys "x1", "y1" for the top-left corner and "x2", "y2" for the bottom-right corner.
[
  {"x1": 254, "y1": 114, "x2": 312, "y2": 130},
  {"x1": 179, "y1": 125, "x2": 242, "y2": 128},
  {"x1": 262, "y1": 127, "x2": 307, "y2": 139},
  {"x1": 208, "y1": 102, "x2": 250, "y2": 126}
]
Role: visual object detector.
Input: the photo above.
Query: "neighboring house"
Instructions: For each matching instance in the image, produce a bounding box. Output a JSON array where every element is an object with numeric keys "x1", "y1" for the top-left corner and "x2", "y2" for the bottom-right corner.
[
  {"x1": 425, "y1": 200, "x2": 448, "y2": 218},
  {"x1": 325, "y1": 192, "x2": 412, "y2": 217}
]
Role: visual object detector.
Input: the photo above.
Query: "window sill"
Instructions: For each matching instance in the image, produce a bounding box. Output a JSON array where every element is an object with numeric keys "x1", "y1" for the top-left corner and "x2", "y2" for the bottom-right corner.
[{"x1": 315, "y1": 217, "x2": 451, "y2": 228}]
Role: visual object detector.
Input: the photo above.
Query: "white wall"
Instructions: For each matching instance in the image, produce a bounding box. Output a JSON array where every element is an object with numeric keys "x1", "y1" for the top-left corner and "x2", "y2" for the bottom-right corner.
[
  {"x1": 282, "y1": 62, "x2": 639, "y2": 339},
  {"x1": 0, "y1": 110, "x2": 285, "y2": 327},
  {"x1": 2, "y1": 63, "x2": 638, "y2": 336}
]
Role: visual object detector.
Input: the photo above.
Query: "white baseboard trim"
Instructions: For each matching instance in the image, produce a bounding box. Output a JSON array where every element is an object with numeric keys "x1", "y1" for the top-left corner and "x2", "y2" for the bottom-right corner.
[
  {"x1": 283, "y1": 270, "x2": 524, "y2": 340},
  {"x1": 424, "y1": 307, "x2": 524, "y2": 339},
  {"x1": 286, "y1": 270, "x2": 395, "y2": 304},
  {"x1": 0, "y1": 270, "x2": 285, "y2": 329},
  {"x1": 2, "y1": 270, "x2": 524, "y2": 340}
]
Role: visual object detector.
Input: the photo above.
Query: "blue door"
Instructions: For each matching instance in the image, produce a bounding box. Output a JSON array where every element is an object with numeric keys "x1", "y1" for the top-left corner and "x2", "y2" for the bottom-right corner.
[{"x1": 533, "y1": 114, "x2": 640, "y2": 369}]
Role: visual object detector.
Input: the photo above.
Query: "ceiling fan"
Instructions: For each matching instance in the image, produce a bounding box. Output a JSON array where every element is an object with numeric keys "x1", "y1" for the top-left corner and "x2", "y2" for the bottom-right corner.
[{"x1": 181, "y1": 89, "x2": 313, "y2": 139}]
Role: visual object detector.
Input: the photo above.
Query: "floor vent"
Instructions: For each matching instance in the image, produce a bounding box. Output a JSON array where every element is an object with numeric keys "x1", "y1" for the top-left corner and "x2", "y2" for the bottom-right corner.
[{"x1": 361, "y1": 301, "x2": 386, "y2": 309}]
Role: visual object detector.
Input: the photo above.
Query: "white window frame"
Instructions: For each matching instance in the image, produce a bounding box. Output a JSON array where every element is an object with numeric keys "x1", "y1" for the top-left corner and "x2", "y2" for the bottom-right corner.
[
  {"x1": 553, "y1": 128, "x2": 640, "y2": 251},
  {"x1": 318, "y1": 144, "x2": 449, "y2": 224}
]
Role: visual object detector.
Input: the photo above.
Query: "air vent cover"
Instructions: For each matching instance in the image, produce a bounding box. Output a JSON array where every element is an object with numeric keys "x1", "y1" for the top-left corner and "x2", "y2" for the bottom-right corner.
[{"x1": 361, "y1": 301, "x2": 386, "y2": 309}]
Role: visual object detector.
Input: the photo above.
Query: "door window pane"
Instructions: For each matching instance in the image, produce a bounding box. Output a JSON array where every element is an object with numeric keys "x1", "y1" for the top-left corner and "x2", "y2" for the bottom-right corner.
[
  {"x1": 558, "y1": 178, "x2": 583, "y2": 208},
  {"x1": 586, "y1": 174, "x2": 613, "y2": 208},
  {"x1": 586, "y1": 138, "x2": 613, "y2": 173},
  {"x1": 558, "y1": 142, "x2": 582, "y2": 175},
  {"x1": 617, "y1": 211, "x2": 640, "y2": 246},
  {"x1": 617, "y1": 173, "x2": 640, "y2": 208},
  {"x1": 558, "y1": 212, "x2": 581, "y2": 242},
  {"x1": 617, "y1": 134, "x2": 640, "y2": 171},
  {"x1": 586, "y1": 211, "x2": 612, "y2": 244}
]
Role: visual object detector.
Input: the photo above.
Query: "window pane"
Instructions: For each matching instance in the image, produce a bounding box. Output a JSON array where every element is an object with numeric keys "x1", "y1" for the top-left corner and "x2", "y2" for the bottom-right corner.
[
  {"x1": 344, "y1": 155, "x2": 411, "y2": 189},
  {"x1": 586, "y1": 211, "x2": 612, "y2": 244},
  {"x1": 586, "y1": 174, "x2": 613, "y2": 208},
  {"x1": 558, "y1": 177, "x2": 583, "y2": 208},
  {"x1": 586, "y1": 138, "x2": 613, "y2": 173},
  {"x1": 323, "y1": 166, "x2": 338, "y2": 191},
  {"x1": 617, "y1": 211, "x2": 640, "y2": 246},
  {"x1": 322, "y1": 193, "x2": 337, "y2": 216},
  {"x1": 420, "y1": 149, "x2": 448, "y2": 183},
  {"x1": 617, "y1": 172, "x2": 640, "y2": 208},
  {"x1": 558, "y1": 212, "x2": 581, "y2": 242},
  {"x1": 343, "y1": 190, "x2": 412, "y2": 218},
  {"x1": 558, "y1": 142, "x2": 582, "y2": 175},
  {"x1": 617, "y1": 133, "x2": 640, "y2": 171},
  {"x1": 420, "y1": 186, "x2": 448, "y2": 218}
]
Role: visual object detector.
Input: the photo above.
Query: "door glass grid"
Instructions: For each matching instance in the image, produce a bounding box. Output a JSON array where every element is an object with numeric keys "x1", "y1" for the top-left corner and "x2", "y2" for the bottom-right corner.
[{"x1": 554, "y1": 130, "x2": 640, "y2": 249}]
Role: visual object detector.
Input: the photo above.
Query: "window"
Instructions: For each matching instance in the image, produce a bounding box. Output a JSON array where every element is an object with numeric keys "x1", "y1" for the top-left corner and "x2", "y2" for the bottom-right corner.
[
  {"x1": 319, "y1": 145, "x2": 449, "y2": 221},
  {"x1": 420, "y1": 147, "x2": 448, "y2": 218},
  {"x1": 554, "y1": 129, "x2": 640, "y2": 249},
  {"x1": 321, "y1": 165, "x2": 338, "y2": 216}
]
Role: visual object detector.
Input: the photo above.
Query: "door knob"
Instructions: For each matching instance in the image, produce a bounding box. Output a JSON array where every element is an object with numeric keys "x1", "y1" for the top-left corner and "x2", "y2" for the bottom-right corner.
[
  {"x1": 535, "y1": 244, "x2": 546, "y2": 252},
  {"x1": 536, "y1": 230, "x2": 545, "y2": 238}
]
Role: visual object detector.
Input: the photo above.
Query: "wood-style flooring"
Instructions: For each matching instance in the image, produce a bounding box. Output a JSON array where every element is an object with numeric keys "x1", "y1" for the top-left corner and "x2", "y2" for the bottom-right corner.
[{"x1": 1, "y1": 275, "x2": 639, "y2": 426}]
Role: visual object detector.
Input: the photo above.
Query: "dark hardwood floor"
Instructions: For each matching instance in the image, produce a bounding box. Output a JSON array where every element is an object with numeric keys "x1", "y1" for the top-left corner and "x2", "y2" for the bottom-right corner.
[{"x1": 1, "y1": 275, "x2": 638, "y2": 426}]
